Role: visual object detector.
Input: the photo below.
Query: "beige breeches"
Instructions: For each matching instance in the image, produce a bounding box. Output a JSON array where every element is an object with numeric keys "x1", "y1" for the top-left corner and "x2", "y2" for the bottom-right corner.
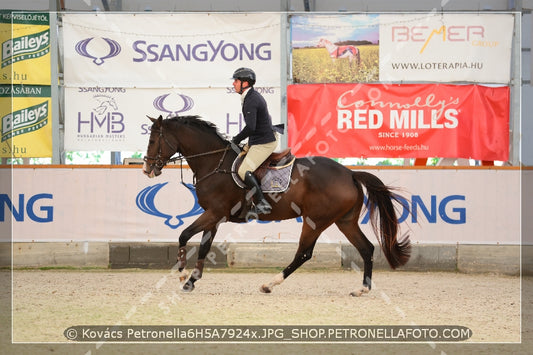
[{"x1": 238, "y1": 138, "x2": 279, "y2": 180}]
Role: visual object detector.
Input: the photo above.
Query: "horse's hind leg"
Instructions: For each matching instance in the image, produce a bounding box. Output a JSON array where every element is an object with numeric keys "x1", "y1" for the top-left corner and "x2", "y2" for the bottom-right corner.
[
  {"x1": 336, "y1": 216, "x2": 374, "y2": 297},
  {"x1": 260, "y1": 222, "x2": 323, "y2": 293}
]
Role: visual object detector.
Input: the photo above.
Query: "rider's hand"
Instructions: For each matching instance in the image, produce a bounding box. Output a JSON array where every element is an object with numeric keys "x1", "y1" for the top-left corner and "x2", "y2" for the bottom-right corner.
[{"x1": 230, "y1": 141, "x2": 241, "y2": 153}]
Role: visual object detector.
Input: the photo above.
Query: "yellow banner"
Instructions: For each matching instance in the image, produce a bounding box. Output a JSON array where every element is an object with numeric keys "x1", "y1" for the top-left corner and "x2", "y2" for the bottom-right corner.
[
  {"x1": 1, "y1": 11, "x2": 51, "y2": 85},
  {"x1": 1, "y1": 11, "x2": 52, "y2": 158},
  {"x1": 0, "y1": 86, "x2": 52, "y2": 158}
]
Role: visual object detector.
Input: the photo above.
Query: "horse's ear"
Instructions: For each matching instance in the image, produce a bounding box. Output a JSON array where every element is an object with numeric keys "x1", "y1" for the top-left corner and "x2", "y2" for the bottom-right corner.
[{"x1": 147, "y1": 115, "x2": 163, "y2": 124}]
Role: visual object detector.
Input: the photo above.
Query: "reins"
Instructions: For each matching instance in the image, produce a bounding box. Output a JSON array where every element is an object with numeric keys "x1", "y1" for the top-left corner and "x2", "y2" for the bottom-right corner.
[
  {"x1": 144, "y1": 126, "x2": 234, "y2": 190},
  {"x1": 178, "y1": 146, "x2": 233, "y2": 190}
]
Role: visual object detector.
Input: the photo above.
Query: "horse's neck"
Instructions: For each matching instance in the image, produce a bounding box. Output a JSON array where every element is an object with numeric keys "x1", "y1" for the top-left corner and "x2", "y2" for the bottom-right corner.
[
  {"x1": 323, "y1": 41, "x2": 336, "y2": 53},
  {"x1": 177, "y1": 130, "x2": 229, "y2": 174}
]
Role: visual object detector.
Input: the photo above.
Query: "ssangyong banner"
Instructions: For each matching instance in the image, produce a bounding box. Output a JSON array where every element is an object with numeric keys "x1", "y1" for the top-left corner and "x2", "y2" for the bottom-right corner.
[
  {"x1": 379, "y1": 13, "x2": 514, "y2": 83},
  {"x1": 287, "y1": 83, "x2": 509, "y2": 160},
  {"x1": 64, "y1": 86, "x2": 281, "y2": 151},
  {"x1": 3, "y1": 167, "x2": 520, "y2": 245},
  {"x1": 62, "y1": 13, "x2": 281, "y2": 88}
]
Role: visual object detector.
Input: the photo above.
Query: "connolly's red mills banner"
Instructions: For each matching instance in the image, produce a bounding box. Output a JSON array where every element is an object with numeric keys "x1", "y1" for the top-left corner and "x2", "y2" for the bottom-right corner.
[{"x1": 287, "y1": 84, "x2": 509, "y2": 160}]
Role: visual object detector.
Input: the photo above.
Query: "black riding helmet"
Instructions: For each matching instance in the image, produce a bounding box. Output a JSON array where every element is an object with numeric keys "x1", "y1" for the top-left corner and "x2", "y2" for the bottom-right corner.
[{"x1": 232, "y1": 67, "x2": 256, "y2": 86}]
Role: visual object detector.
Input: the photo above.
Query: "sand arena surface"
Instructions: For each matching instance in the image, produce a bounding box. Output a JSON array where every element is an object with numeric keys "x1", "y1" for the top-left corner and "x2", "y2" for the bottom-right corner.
[{"x1": 7, "y1": 268, "x2": 524, "y2": 346}]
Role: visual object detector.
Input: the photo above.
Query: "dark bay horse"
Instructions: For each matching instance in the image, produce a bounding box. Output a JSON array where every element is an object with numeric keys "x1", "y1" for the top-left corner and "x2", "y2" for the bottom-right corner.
[{"x1": 143, "y1": 115, "x2": 410, "y2": 296}]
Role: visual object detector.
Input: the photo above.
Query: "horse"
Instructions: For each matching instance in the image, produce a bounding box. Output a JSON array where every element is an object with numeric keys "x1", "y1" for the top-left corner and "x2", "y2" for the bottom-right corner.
[
  {"x1": 317, "y1": 38, "x2": 361, "y2": 65},
  {"x1": 142, "y1": 115, "x2": 410, "y2": 296}
]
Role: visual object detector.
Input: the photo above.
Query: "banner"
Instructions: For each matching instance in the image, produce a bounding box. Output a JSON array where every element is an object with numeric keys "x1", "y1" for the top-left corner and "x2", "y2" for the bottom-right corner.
[
  {"x1": 2, "y1": 166, "x2": 520, "y2": 245},
  {"x1": 290, "y1": 13, "x2": 513, "y2": 84},
  {"x1": 0, "y1": 11, "x2": 51, "y2": 85},
  {"x1": 379, "y1": 13, "x2": 514, "y2": 83},
  {"x1": 64, "y1": 86, "x2": 281, "y2": 151},
  {"x1": 287, "y1": 83, "x2": 509, "y2": 160},
  {"x1": 62, "y1": 13, "x2": 281, "y2": 88},
  {"x1": 0, "y1": 11, "x2": 52, "y2": 158},
  {"x1": 0, "y1": 85, "x2": 52, "y2": 158}
]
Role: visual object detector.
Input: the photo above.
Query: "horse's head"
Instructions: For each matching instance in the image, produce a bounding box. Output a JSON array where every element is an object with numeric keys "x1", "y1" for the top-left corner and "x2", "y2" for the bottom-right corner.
[{"x1": 143, "y1": 115, "x2": 178, "y2": 178}]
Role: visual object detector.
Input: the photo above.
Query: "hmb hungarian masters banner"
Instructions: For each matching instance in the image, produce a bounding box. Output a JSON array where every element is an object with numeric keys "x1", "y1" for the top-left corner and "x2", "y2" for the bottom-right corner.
[{"x1": 287, "y1": 83, "x2": 509, "y2": 160}]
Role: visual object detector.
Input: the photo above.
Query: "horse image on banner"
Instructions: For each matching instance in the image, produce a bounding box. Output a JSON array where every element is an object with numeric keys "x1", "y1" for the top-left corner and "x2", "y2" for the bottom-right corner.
[{"x1": 317, "y1": 38, "x2": 361, "y2": 65}]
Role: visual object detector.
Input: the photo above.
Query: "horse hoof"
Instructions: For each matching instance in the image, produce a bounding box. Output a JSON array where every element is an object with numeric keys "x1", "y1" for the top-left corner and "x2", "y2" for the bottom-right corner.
[
  {"x1": 350, "y1": 286, "x2": 370, "y2": 297},
  {"x1": 181, "y1": 282, "x2": 195, "y2": 293},
  {"x1": 260, "y1": 285, "x2": 272, "y2": 293},
  {"x1": 178, "y1": 270, "x2": 189, "y2": 283}
]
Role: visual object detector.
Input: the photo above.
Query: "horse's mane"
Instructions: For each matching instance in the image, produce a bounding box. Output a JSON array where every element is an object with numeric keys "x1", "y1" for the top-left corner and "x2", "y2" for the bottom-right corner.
[{"x1": 167, "y1": 115, "x2": 229, "y2": 142}]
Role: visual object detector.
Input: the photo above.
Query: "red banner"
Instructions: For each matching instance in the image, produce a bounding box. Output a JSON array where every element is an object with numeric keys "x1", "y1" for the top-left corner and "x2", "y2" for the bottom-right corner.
[{"x1": 287, "y1": 84, "x2": 509, "y2": 160}]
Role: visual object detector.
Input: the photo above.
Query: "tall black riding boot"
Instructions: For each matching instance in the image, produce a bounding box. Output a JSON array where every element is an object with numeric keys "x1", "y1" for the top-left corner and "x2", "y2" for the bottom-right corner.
[{"x1": 244, "y1": 171, "x2": 272, "y2": 215}]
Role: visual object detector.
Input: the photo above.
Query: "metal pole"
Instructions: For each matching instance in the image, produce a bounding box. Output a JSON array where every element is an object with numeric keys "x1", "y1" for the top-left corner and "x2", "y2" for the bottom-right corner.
[
  {"x1": 49, "y1": 11, "x2": 61, "y2": 164},
  {"x1": 279, "y1": 12, "x2": 289, "y2": 150},
  {"x1": 510, "y1": 11, "x2": 521, "y2": 165}
]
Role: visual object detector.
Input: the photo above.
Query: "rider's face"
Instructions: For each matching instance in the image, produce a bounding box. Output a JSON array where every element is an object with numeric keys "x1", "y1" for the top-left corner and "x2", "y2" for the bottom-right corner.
[{"x1": 233, "y1": 79, "x2": 248, "y2": 93}]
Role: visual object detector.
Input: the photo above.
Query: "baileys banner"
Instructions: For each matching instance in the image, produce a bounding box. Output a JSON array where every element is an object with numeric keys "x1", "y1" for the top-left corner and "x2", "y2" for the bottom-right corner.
[{"x1": 0, "y1": 11, "x2": 52, "y2": 158}]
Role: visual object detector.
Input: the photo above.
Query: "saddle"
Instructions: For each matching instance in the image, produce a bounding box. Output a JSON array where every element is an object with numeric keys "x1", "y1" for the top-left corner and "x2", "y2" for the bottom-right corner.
[
  {"x1": 232, "y1": 148, "x2": 295, "y2": 192},
  {"x1": 255, "y1": 149, "x2": 294, "y2": 180}
]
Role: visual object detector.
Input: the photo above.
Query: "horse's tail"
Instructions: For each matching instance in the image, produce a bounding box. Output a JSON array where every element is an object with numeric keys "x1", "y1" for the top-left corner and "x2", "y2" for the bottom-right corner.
[{"x1": 352, "y1": 171, "x2": 411, "y2": 269}]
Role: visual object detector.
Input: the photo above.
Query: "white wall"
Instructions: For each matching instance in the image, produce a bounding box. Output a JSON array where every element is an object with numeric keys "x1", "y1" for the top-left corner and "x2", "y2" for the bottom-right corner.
[{"x1": 1, "y1": 167, "x2": 521, "y2": 245}]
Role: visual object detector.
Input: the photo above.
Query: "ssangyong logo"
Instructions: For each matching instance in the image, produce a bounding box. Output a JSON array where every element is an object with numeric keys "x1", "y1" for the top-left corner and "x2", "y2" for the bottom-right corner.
[
  {"x1": 2, "y1": 101, "x2": 48, "y2": 142},
  {"x1": 153, "y1": 93, "x2": 194, "y2": 118},
  {"x1": 1, "y1": 29, "x2": 50, "y2": 68},
  {"x1": 75, "y1": 37, "x2": 121, "y2": 65},
  {"x1": 136, "y1": 182, "x2": 204, "y2": 229}
]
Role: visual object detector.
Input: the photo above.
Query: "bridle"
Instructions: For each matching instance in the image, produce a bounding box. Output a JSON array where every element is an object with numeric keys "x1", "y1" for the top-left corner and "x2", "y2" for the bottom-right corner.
[
  {"x1": 143, "y1": 127, "x2": 179, "y2": 171},
  {"x1": 143, "y1": 125, "x2": 233, "y2": 187}
]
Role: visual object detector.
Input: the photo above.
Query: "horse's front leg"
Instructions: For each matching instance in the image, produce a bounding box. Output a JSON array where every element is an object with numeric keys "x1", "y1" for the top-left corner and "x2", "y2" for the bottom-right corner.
[
  {"x1": 182, "y1": 227, "x2": 217, "y2": 292},
  {"x1": 175, "y1": 210, "x2": 219, "y2": 291}
]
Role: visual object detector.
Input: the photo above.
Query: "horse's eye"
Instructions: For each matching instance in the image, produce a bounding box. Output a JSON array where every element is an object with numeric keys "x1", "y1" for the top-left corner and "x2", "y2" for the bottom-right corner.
[{"x1": 149, "y1": 140, "x2": 155, "y2": 145}]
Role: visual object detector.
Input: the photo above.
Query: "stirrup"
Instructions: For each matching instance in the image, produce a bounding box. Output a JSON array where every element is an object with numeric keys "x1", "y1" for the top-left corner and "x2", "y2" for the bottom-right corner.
[{"x1": 254, "y1": 200, "x2": 272, "y2": 215}]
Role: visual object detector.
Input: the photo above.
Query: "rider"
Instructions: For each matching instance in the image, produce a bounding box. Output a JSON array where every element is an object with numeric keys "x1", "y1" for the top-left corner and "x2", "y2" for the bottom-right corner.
[{"x1": 231, "y1": 67, "x2": 279, "y2": 215}]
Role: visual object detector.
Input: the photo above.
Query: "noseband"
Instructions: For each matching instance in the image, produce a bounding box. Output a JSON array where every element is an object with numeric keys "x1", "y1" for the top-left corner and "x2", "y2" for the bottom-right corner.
[{"x1": 143, "y1": 127, "x2": 179, "y2": 170}]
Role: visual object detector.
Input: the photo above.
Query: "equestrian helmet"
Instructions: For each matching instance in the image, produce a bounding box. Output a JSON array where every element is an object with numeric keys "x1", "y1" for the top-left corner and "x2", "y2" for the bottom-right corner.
[{"x1": 232, "y1": 67, "x2": 256, "y2": 86}]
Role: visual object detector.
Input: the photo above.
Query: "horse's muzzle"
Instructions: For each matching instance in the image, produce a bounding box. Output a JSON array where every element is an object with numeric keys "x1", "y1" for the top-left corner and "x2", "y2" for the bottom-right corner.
[{"x1": 142, "y1": 162, "x2": 162, "y2": 178}]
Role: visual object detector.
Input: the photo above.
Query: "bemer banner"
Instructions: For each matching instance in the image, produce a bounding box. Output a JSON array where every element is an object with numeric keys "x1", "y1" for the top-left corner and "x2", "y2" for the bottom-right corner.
[
  {"x1": 379, "y1": 13, "x2": 514, "y2": 83},
  {"x1": 287, "y1": 83, "x2": 509, "y2": 160},
  {"x1": 290, "y1": 13, "x2": 514, "y2": 84}
]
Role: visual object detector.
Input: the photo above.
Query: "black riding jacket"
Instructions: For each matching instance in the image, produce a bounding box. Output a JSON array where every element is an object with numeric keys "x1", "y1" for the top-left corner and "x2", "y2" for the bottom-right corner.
[{"x1": 232, "y1": 87, "x2": 276, "y2": 146}]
